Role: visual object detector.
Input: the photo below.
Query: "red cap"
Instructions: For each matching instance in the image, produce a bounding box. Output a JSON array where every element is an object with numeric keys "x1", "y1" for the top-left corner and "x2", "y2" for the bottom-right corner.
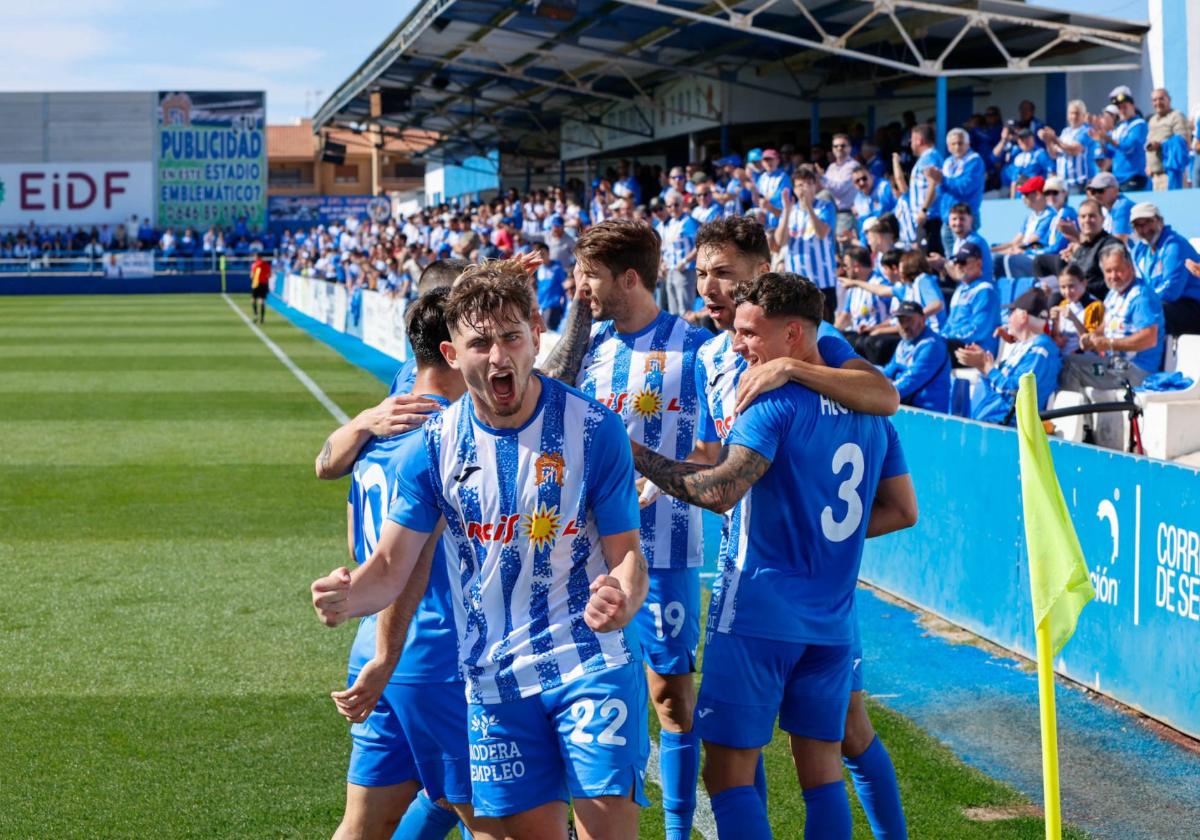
[
  {"x1": 761, "y1": 148, "x2": 780, "y2": 159},
  {"x1": 1017, "y1": 175, "x2": 1045, "y2": 195}
]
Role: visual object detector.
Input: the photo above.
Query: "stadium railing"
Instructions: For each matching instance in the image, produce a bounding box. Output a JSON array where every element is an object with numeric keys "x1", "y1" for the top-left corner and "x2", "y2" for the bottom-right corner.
[{"x1": 0, "y1": 254, "x2": 256, "y2": 275}]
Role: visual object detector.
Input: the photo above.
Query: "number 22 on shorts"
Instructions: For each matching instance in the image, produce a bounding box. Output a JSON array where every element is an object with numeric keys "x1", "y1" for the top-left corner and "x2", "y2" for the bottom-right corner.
[{"x1": 568, "y1": 698, "x2": 629, "y2": 745}]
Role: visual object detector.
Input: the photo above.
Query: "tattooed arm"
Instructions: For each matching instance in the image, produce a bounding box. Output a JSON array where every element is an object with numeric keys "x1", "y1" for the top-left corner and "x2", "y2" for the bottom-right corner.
[
  {"x1": 314, "y1": 393, "x2": 444, "y2": 479},
  {"x1": 631, "y1": 441, "x2": 771, "y2": 514},
  {"x1": 539, "y1": 290, "x2": 593, "y2": 383}
]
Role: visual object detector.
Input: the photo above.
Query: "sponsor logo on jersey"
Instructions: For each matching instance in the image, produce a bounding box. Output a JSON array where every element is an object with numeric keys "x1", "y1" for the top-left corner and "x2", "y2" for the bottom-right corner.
[
  {"x1": 465, "y1": 506, "x2": 582, "y2": 548},
  {"x1": 599, "y1": 387, "x2": 681, "y2": 419}
]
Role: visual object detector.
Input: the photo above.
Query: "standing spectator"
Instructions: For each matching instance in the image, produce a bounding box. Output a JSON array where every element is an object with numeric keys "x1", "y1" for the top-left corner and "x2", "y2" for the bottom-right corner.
[
  {"x1": 690, "y1": 182, "x2": 723, "y2": 224},
  {"x1": 861, "y1": 141, "x2": 887, "y2": 180},
  {"x1": 992, "y1": 176, "x2": 1055, "y2": 280},
  {"x1": 1009, "y1": 128, "x2": 1053, "y2": 196},
  {"x1": 545, "y1": 215, "x2": 575, "y2": 268},
  {"x1": 897, "y1": 124, "x2": 943, "y2": 254},
  {"x1": 159, "y1": 227, "x2": 176, "y2": 268},
  {"x1": 533, "y1": 241, "x2": 568, "y2": 330},
  {"x1": 664, "y1": 166, "x2": 689, "y2": 200},
  {"x1": 660, "y1": 189, "x2": 699, "y2": 316},
  {"x1": 821, "y1": 133, "x2": 861, "y2": 237},
  {"x1": 957, "y1": 289, "x2": 1061, "y2": 425},
  {"x1": 1040, "y1": 99, "x2": 1096, "y2": 193},
  {"x1": 612, "y1": 159, "x2": 642, "y2": 206},
  {"x1": 850, "y1": 167, "x2": 896, "y2": 241},
  {"x1": 1129, "y1": 202, "x2": 1200, "y2": 335},
  {"x1": 1091, "y1": 86, "x2": 1149, "y2": 191},
  {"x1": 776, "y1": 165, "x2": 838, "y2": 320},
  {"x1": 926, "y1": 127, "x2": 985, "y2": 256},
  {"x1": 883, "y1": 301, "x2": 951, "y2": 412},
  {"x1": 1146, "y1": 88, "x2": 1190, "y2": 191},
  {"x1": 590, "y1": 178, "x2": 612, "y2": 225},
  {"x1": 752, "y1": 149, "x2": 788, "y2": 214},
  {"x1": 1015, "y1": 99, "x2": 1046, "y2": 144},
  {"x1": 941, "y1": 242, "x2": 1001, "y2": 357},
  {"x1": 1192, "y1": 110, "x2": 1200, "y2": 190}
]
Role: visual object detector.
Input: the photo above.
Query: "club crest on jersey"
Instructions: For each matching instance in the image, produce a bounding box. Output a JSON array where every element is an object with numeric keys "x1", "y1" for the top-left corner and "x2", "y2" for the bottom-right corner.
[
  {"x1": 643, "y1": 350, "x2": 667, "y2": 373},
  {"x1": 535, "y1": 451, "x2": 565, "y2": 486}
]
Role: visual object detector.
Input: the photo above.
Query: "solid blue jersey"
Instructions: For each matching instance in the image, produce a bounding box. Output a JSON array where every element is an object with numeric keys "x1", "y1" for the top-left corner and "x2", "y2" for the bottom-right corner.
[
  {"x1": 1133, "y1": 225, "x2": 1200, "y2": 304},
  {"x1": 576, "y1": 311, "x2": 709, "y2": 570},
  {"x1": 714, "y1": 386, "x2": 907, "y2": 644},
  {"x1": 1104, "y1": 194, "x2": 1133, "y2": 237},
  {"x1": 970, "y1": 335, "x2": 1061, "y2": 425},
  {"x1": 1109, "y1": 117, "x2": 1148, "y2": 183},
  {"x1": 943, "y1": 278, "x2": 1001, "y2": 352},
  {"x1": 388, "y1": 376, "x2": 641, "y2": 704},
  {"x1": 938, "y1": 151, "x2": 986, "y2": 219},
  {"x1": 696, "y1": 324, "x2": 859, "y2": 445},
  {"x1": 883, "y1": 328, "x2": 950, "y2": 412},
  {"x1": 1012, "y1": 148, "x2": 1052, "y2": 183},
  {"x1": 536, "y1": 261, "x2": 568, "y2": 311},
  {"x1": 891, "y1": 273, "x2": 946, "y2": 332},
  {"x1": 952, "y1": 231, "x2": 993, "y2": 284},
  {"x1": 1102, "y1": 278, "x2": 1165, "y2": 373},
  {"x1": 348, "y1": 394, "x2": 460, "y2": 684},
  {"x1": 388, "y1": 358, "x2": 417, "y2": 397}
]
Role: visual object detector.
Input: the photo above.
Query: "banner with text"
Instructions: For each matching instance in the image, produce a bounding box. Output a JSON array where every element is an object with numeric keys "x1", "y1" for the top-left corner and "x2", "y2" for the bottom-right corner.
[
  {"x1": 267, "y1": 195, "x2": 391, "y2": 231},
  {"x1": 157, "y1": 91, "x2": 266, "y2": 229},
  {"x1": 0, "y1": 163, "x2": 153, "y2": 227}
]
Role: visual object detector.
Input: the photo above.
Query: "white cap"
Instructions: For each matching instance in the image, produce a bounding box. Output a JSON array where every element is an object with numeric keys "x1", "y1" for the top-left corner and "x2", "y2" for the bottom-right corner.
[
  {"x1": 861, "y1": 216, "x2": 881, "y2": 233},
  {"x1": 1042, "y1": 176, "x2": 1068, "y2": 193},
  {"x1": 1130, "y1": 202, "x2": 1161, "y2": 222}
]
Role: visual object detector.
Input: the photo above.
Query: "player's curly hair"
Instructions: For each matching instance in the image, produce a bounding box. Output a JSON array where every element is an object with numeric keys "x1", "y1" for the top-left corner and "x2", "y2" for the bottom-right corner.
[
  {"x1": 575, "y1": 219, "x2": 660, "y2": 293},
  {"x1": 732, "y1": 271, "x2": 824, "y2": 325},
  {"x1": 696, "y1": 215, "x2": 770, "y2": 263},
  {"x1": 443, "y1": 259, "x2": 533, "y2": 334}
]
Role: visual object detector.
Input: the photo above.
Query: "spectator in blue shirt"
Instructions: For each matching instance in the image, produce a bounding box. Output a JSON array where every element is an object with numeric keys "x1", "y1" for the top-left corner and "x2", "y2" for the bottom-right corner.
[
  {"x1": 1029, "y1": 176, "x2": 1077, "y2": 258},
  {"x1": 934, "y1": 203, "x2": 993, "y2": 285},
  {"x1": 1009, "y1": 128, "x2": 1053, "y2": 196},
  {"x1": 992, "y1": 175, "x2": 1056, "y2": 280},
  {"x1": 926, "y1": 127, "x2": 986, "y2": 256},
  {"x1": 883, "y1": 301, "x2": 951, "y2": 412},
  {"x1": 942, "y1": 242, "x2": 1001, "y2": 358},
  {"x1": 612, "y1": 159, "x2": 642, "y2": 206},
  {"x1": 957, "y1": 288, "x2": 1062, "y2": 426},
  {"x1": 850, "y1": 167, "x2": 895, "y2": 241},
  {"x1": 533, "y1": 241, "x2": 567, "y2": 330},
  {"x1": 1130, "y1": 202, "x2": 1200, "y2": 335},
  {"x1": 1084, "y1": 171, "x2": 1133, "y2": 241},
  {"x1": 1091, "y1": 86, "x2": 1149, "y2": 192}
]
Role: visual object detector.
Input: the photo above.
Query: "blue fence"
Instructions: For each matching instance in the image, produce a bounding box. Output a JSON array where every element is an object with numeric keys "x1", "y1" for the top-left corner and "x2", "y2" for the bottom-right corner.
[
  {"x1": 0, "y1": 273, "x2": 252, "y2": 295},
  {"x1": 861, "y1": 408, "x2": 1200, "y2": 739}
]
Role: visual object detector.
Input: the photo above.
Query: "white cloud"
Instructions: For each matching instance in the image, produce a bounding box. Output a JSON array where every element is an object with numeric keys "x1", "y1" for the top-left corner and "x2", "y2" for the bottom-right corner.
[{"x1": 217, "y1": 46, "x2": 325, "y2": 76}]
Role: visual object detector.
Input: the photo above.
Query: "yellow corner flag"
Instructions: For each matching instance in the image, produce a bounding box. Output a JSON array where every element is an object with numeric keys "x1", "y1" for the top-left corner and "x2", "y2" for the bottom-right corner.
[{"x1": 1016, "y1": 372, "x2": 1094, "y2": 840}]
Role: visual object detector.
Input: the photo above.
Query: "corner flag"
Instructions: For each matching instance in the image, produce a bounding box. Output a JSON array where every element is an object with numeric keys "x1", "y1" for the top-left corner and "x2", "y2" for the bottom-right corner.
[{"x1": 1016, "y1": 372, "x2": 1094, "y2": 840}]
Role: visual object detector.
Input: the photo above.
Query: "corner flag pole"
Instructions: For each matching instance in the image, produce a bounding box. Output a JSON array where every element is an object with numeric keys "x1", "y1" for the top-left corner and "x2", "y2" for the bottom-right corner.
[
  {"x1": 1035, "y1": 621, "x2": 1062, "y2": 840},
  {"x1": 220, "y1": 255, "x2": 227, "y2": 294}
]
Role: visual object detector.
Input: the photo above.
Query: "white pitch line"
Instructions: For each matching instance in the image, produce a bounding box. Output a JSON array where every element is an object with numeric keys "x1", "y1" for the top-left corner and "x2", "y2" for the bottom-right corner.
[
  {"x1": 646, "y1": 737, "x2": 717, "y2": 840},
  {"x1": 221, "y1": 293, "x2": 350, "y2": 424}
]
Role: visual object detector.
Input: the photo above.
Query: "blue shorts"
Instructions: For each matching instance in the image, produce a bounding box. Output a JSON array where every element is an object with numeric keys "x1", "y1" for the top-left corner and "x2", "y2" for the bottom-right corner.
[
  {"x1": 467, "y1": 661, "x2": 650, "y2": 818},
  {"x1": 850, "y1": 607, "x2": 864, "y2": 693},
  {"x1": 391, "y1": 681, "x2": 473, "y2": 804},
  {"x1": 346, "y1": 672, "x2": 420, "y2": 788},
  {"x1": 694, "y1": 632, "x2": 853, "y2": 748},
  {"x1": 634, "y1": 567, "x2": 701, "y2": 675}
]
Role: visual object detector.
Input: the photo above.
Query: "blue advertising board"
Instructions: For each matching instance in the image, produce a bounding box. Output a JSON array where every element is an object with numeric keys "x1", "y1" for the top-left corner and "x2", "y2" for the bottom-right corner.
[
  {"x1": 267, "y1": 195, "x2": 391, "y2": 231},
  {"x1": 861, "y1": 409, "x2": 1200, "y2": 738}
]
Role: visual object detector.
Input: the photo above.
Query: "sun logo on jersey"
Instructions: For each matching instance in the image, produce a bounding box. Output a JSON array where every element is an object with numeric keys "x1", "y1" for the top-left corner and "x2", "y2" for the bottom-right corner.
[
  {"x1": 522, "y1": 503, "x2": 563, "y2": 550},
  {"x1": 631, "y1": 387, "x2": 664, "y2": 419},
  {"x1": 643, "y1": 350, "x2": 667, "y2": 373},
  {"x1": 535, "y1": 452, "x2": 564, "y2": 486}
]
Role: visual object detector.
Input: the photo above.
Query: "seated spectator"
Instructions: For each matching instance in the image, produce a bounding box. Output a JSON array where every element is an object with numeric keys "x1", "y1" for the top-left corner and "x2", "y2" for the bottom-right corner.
[
  {"x1": 1039, "y1": 99, "x2": 1097, "y2": 194},
  {"x1": 957, "y1": 289, "x2": 1062, "y2": 425},
  {"x1": 1060, "y1": 242, "x2": 1164, "y2": 391},
  {"x1": 534, "y1": 241, "x2": 567, "y2": 331},
  {"x1": 1035, "y1": 197, "x2": 1120, "y2": 299},
  {"x1": 835, "y1": 245, "x2": 890, "y2": 360},
  {"x1": 894, "y1": 249, "x2": 945, "y2": 332},
  {"x1": 883, "y1": 301, "x2": 951, "y2": 412},
  {"x1": 1129, "y1": 202, "x2": 1200, "y2": 335},
  {"x1": 926, "y1": 126, "x2": 985, "y2": 256},
  {"x1": 1048, "y1": 264, "x2": 1100, "y2": 355},
  {"x1": 931, "y1": 203, "x2": 992, "y2": 287},
  {"x1": 1009, "y1": 128, "x2": 1052, "y2": 196},
  {"x1": 992, "y1": 175, "x2": 1055, "y2": 279},
  {"x1": 850, "y1": 167, "x2": 896, "y2": 242},
  {"x1": 942, "y1": 242, "x2": 1001, "y2": 358},
  {"x1": 1091, "y1": 86, "x2": 1149, "y2": 192},
  {"x1": 1146, "y1": 88, "x2": 1190, "y2": 192}
]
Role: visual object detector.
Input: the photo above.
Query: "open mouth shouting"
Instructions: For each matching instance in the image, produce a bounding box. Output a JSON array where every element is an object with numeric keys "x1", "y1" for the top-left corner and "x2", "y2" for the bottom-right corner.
[{"x1": 488, "y1": 368, "x2": 519, "y2": 411}]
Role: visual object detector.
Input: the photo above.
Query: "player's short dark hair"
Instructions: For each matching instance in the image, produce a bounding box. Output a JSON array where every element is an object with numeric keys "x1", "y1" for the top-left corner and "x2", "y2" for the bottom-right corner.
[
  {"x1": 870, "y1": 213, "x2": 899, "y2": 239},
  {"x1": 444, "y1": 260, "x2": 534, "y2": 334},
  {"x1": 794, "y1": 164, "x2": 819, "y2": 183},
  {"x1": 696, "y1": 216, "x2": 770, "y2": 263},
  {"x1": 732, "y1": 272, "x2": 824, "y2": 326},
  {"x1": 844, "y1": 244, "x2": 872, "y2": 269},
  {"x1": 574, "y1": 219, "x2": 660, "y2": 292},
  {"x1": 418, "y1": 258, "x2": 469, "y2": 295},
  {"x1": 880, "y1": 248, "x2": 905, "y2": 269},
  {"x1": 405, "y1": 288, "x2": 452, "y2": 368},
  {"x1": 949, "y1": 202, "x2": 975, "y2": 218},
  {"x1": 912, "y1": 124, "x2": 935, "y2": 146}
]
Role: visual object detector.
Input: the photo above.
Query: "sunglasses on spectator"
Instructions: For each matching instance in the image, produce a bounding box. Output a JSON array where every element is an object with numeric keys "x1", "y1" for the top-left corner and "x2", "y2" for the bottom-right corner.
[
  {"x1": 832, "y1": 143, "x2": 849, "y2": 149},
  {"x1": 670, "y1": 174, "x2": 685, "y2": 179},
  {"x1": 1044, "y1": 190, "x2": 1061, "y2": 196}
]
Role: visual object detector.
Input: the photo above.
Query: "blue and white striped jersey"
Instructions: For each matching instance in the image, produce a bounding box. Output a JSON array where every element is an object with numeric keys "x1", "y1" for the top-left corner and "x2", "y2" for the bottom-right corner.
[
  {"x1": 909, "y1": 148, "x2": 944, "y2": 219},
  {"x1": 783, "y1": 198, "x2": 838, "y2": 288},
  {"x1": 662, "y1": 215, "x2": 699, "y2": 270},
  {"x1": 388, "y1": 376, "x2": 642, "y2": 704},
  {"x1": 577, "y1": 311, "x2": 710, "y2": 570},
  {"x1": 1055, "y1": 124, "x2": 1095, "y2": 186},
  {"x1": 691, "y1": 202, "x2": 723, "y2": 224}
]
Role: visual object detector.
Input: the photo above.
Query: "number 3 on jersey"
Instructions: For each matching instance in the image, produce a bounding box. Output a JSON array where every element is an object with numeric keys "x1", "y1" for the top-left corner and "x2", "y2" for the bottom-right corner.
[
  {"x1": 647, "y1": 601, "x2": 685, "y2": 639},
  {"x1": 568, "y1": 698, "x2": 629, "y2": 746},
  {"x1": 821, "y1": 442, "x2": 864, "y2": 543}
]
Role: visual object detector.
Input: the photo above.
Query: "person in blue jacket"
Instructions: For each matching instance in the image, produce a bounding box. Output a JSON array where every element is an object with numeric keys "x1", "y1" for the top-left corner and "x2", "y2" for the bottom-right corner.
[
  {"x1": 1091, "y1": 86, "x2": 1149, "y2": 192},
  {"x1": 883, "y1": 301, "x2": 951, "y2": 412},
  {"x1": 1130, "y1": 202, "x2": 1200, "y2": 335},
  {"x1": 956, "y1": 288, "x2": 1062, "y2": 426},
  {"x1": 941, "y1": 242, "x2": 1001, "y2": 358}
]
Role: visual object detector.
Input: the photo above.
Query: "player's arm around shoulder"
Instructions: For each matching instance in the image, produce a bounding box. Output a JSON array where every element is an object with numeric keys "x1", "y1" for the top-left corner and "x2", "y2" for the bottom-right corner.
[
  {"x1": 734, "y1": 354, "x2": 899, "y2": 417},
  {"x1": 314, "y1": 393, "x2": 444, "y2": 479}
]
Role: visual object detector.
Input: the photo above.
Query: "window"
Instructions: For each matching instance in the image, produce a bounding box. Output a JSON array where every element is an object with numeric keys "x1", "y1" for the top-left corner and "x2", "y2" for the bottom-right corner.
[
  {"x1": 389, "y1": 162, "x2": 424, "y2": 179},
  {"x1": 334, "y1": 164, "x2": 360, "y2": 184},
  {"x1": 269, "y1": 166, "x2": 311, "y2": 187}
]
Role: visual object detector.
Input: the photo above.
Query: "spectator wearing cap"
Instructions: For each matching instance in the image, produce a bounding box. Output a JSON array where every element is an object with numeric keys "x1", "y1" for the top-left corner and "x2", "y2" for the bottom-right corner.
[
  {"x1": 895, "y1": 123, "x2": 944, "y2": 254},
  {"x1": 821, "y1": 133, "x2": 861, "y2": 229},
  {"x1": 545, "y1": 214, "x2": 575, "y2": 269},
  {"x1": 613, "y1": 159, "x2": 642, "y2": 206},
  {"x1": 1083, "y1": 171, "x2": 1133, "y2": 241},
  {"x1": 942, "y1": 241, "x2": 1002, "y2": 358},
  {"x1": 776, "y1": 164, "x2": 839, "y2": 319},
  {"x1": 1009, "y1": 128, "x2": 1053, "y2": 197},
  {"x1": 929, "y1": 203, "x2": 993, "y2": 285},
  {"x1": 1129, "y1": 202, "x2": 1200, "y2": 335},
  {"x1": 660, "y1": 189, "x2": 700, "y2": 316},
  {"x1": 957, "y1": 288, "x2": 1062, "y2": 425},
  {"x1": 926, "y1": 126, "x2": 986, "y2": 255},
  {"x1": 745, "y1": 147, "x2": 764, "y2": 175},
  {"x1": 850, "y1": 166, "x2": 896, "y2": 242},
  {"x1": 690, "y1": 180, "x2": 723, "y2": 224},
  {"x1": 1146, "y1": 88, "x2": 1190, "y2": 191},
  {"x1": 991, "y1": 175, "x2": 1055, "y2": 280},
  {"x1": 883, "y1": 300, "x2": 952, "y2": 412},
  {"x1": 1032, "y1": 176, "x2": 1077, "y2": 258},
  {"x1": 1061, "y1": 242, "x2": 1164, "y2": 391},
  {"x1": 835, "y1": 245, "x2": 891, "y2": 357},
  {"x1": 752, "y1": 149, "x2": 789, "y2": 216},
  {"x1": 1091, "y1": 86, "x2": 1149, "y2": 192},
  {"x1": 1040, "y1": 99, "x2": 1097, "y2": 193}
]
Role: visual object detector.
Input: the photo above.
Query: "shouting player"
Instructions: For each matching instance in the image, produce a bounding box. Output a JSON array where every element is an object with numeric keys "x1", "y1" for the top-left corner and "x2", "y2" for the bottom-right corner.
[
  {"x1": 634, "y1": 273, "x2": 916, "y2": 839},
  {"x1": 312, "y1": 261, "x2": 650, "y2": 840},
  {"x1": 571, "y1": 220, "x2": 711, "y2": 840}
]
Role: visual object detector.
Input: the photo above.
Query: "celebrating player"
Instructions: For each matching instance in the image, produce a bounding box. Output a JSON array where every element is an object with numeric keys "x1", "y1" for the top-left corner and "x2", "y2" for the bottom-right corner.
[
  {"x1": 633, "y1": 273, "x2": 917, "y2": 839},
  {"x1": 571, "y1": 219, "x2": 711, "y2": 840},
  {"x1": 312, "y1": 261, "x2": 650, "y2": 840}
]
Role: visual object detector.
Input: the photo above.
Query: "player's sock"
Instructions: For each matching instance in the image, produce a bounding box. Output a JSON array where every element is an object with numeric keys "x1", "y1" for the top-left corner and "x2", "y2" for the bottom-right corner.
[
  {"x1": 844, "y1": 735, "x2": 907, "y2": 839},
  {"x1": 659, "y1": 729, "x2": 700, "y2": 840},
  {"x1": 753, "y1": 752, "x2": 769, "y2": 806},
  {"x1": 392, "y1": 790, "x2": 459, "y2": 840},
  {"x1": 710, "y1": 785, "x2": 771, "y2": 840},
  {"x1": 802, "y1": 780, "x2": 852, "y2": 840}
]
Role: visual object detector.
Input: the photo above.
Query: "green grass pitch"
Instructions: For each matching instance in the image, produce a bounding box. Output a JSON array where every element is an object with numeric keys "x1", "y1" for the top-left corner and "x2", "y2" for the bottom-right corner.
[{"x1": 0, "y1": 294, "x2": 1086, "y2": 838}]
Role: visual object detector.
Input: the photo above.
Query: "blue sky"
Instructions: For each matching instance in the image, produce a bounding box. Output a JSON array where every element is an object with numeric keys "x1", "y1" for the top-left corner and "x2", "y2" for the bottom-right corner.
[{"x1": 0, "y1": 0, "x2": 420, "y2": 123}]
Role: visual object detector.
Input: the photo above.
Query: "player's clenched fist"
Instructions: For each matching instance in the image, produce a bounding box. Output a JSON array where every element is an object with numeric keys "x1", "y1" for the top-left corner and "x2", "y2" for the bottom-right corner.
[
  {"x1": 585, "y1": 574, "x2": 630, "y2": 632},
  {"x1": 312, "y1": 567, "x2": 352, "y2": 626}
]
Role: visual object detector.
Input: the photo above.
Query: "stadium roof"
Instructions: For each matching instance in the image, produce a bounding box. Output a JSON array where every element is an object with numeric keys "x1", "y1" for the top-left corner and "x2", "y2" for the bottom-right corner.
[{"x1": 312, "y1": 0, "x2": 1148, "y2": 162}]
